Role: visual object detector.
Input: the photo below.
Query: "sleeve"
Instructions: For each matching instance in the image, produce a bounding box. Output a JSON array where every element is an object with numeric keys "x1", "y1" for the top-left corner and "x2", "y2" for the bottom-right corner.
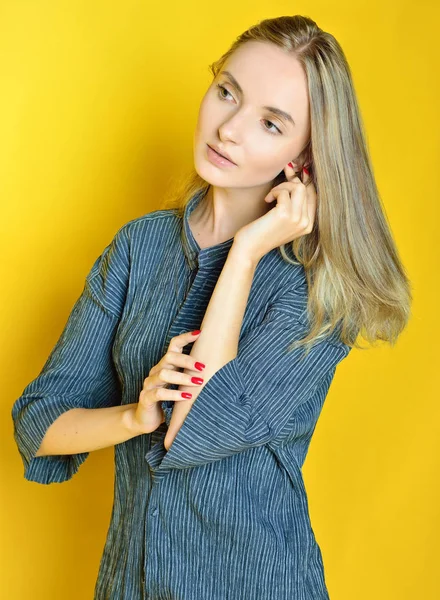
[
  {"x1": 157, "y1": 283, "x2": 352, "y2": 471},
  {"x1": 11, "y1": 223, "x2": 131, "y2": 485}
]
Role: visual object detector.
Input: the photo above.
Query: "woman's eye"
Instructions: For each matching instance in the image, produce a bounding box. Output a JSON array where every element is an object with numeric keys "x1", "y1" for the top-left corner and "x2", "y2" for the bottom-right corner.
[
  {"x1": 216, "y1": 83, "x2": 233, "y2": 100},
  {"x1": 262, "y1": 119, "x2": 282, "y2": 135},
  {"x1": 215, "y1": 83, "x2": 282, "y2": 135}
]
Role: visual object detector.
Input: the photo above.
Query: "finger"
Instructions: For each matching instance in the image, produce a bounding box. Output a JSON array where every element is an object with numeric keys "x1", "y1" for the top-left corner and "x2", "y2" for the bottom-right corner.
[
  {"x1": 264, "y1": 180, "x2": 301, "y2": 204},
  {"x1": 168, "y1": 330, "x2": 201, "y2": 353},
  {"x1": 306, "y1": 193, "x2": 317, "y2": 230},
  {"x1": 153, "y1": 367, "x2": 204, "y2": 389},
  {"x1": 302, "y1": 166, "x2": 310, "y2": 183},
  {"x1": 291, "y1": 185, "x2": 305, "y2": 224},
  {"x1": 302, "y1": 168, "x2": 317, "y2": 225},
  {"x1": 154, "y1": 350, "x2": 206, "y2": 374},
  {"x1": 140, "y1": 386, "x2": 193, "y2": 408},
  {"x1": 299, "y1": 168, "x2": 310, "y2": 223},
  {"x1": 284, "y1": 162, "x2": 297, "y2": 181},
  {"x1": 150, "y1": 330, "x2": 202, "y2": 376},
  {"x1": 266, "y1": 187, "x2": 291, "y2": 209}
]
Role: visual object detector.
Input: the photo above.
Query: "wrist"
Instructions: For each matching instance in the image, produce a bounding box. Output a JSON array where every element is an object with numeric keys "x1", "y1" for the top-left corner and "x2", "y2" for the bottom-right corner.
[
  {"x1": 229, "y1": 240, "x2": 261, "y2": 269},
  {"x1": 121, "y1": 404, "x2": 144, "y2": 437}
]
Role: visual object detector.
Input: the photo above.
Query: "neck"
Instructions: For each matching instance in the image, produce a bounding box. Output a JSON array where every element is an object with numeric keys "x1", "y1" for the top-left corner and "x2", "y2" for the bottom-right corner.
[{"x1": 189, "y1": 185, "x2": 274, "y2": 246}]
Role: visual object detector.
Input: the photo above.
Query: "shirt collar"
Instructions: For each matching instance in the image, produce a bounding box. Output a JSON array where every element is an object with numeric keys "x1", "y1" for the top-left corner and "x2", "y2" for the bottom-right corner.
[{"x1": 181, "y1": 189, "x2": 235, "y2": 271}]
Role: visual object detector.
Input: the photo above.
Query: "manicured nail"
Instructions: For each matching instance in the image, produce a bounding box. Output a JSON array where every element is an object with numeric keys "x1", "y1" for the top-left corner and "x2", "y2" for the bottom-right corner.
[
  {"x1": 288, "y1": 162, "x2": 294, "y2": 169},
  {"x1": 303, "y1": 166, "x2": 309, "y2": 175},
  {"x1": 181, "y1": 392, "x2": 192, "y2": 399},
  {"x1": 194, "y1": 362, "x2": 205, "y2": 371},
  {"x1": 191, "y1": 377, "x2": 204, "y2": 385},
  {"x1": 191, "y1": 330, "x2": 201, "y2": 335}
]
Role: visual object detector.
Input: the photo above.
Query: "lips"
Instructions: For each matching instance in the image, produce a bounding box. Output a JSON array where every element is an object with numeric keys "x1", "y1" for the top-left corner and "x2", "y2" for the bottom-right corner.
[{"x1": 208, "y1": 144, "x2": 236, "y2": 165}]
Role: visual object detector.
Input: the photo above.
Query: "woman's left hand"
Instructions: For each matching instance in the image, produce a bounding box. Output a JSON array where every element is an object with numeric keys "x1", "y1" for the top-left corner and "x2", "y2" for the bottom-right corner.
[{"x1": 233, "y1": 165, "x2": 317, "y2": 263}]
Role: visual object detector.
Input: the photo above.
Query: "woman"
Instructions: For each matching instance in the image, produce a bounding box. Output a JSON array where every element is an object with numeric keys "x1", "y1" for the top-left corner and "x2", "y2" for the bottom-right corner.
[{"x1": 11, "y1": 14, "x2": 412, "y2": 600}]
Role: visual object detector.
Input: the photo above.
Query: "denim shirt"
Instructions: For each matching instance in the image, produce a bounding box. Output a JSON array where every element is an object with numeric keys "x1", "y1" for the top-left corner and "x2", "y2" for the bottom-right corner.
[{"x1": 11, "y1": 189, "x2": 351, "y2": 599}]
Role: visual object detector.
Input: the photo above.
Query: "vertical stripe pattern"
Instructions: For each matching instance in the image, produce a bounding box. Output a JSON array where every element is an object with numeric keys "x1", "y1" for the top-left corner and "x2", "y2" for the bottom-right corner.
[{"x1": 11, "y1": 189, "x2": 351, "y2": 599}]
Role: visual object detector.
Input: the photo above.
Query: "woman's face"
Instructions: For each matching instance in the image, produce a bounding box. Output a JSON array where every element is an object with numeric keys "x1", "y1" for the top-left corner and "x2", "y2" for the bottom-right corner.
[{"x1": 193, "y1": 41, "x2": 311, "y2": 190}]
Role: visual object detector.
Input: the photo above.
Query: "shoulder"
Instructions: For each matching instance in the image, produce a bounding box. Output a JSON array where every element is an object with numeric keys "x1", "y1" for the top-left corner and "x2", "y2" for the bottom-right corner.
[{"x1": 116, "y1": 207, "x2": 179, "y2": 241}]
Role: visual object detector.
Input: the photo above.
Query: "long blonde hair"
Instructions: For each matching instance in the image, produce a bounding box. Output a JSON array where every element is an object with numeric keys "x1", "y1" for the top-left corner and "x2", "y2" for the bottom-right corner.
[{"x1": 161, "y1": 14, "x2": 413, "y2": 355}]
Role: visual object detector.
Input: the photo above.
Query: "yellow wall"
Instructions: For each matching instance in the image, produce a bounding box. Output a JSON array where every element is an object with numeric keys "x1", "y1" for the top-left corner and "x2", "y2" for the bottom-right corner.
[{"x1": 2, "y1": 1, "x2": 439, "y2": 598}]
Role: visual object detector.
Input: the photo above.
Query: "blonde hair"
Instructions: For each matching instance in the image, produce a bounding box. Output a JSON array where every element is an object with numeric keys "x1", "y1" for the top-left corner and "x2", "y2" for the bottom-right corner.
[{"x1": 161, "y1": 14, "x2": 413, "y2": 356}]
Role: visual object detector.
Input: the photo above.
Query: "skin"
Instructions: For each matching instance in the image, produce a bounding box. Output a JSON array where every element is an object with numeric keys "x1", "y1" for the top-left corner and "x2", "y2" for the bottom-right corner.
[
  {"x1": 35, "y1": 42, "x2": 319, "y2": 455},
  {"x1": 191, "y1": 40, "x2": 312, "y2": 247},
  {"x1": 132, "y1": 42, "x2": 319, "y2": 439},
  {"x1": 158, "y1": 43, "x2": 318, "y2": 448},
  {"x1": 161, "y1": 168, "x2": 316, "y2": 449}
]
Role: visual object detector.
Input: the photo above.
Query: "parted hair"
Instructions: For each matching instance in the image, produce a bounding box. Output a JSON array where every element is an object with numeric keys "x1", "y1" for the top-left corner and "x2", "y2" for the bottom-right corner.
[{"x1": 161, "y1": 14, "x2": 413, "y2": 356}]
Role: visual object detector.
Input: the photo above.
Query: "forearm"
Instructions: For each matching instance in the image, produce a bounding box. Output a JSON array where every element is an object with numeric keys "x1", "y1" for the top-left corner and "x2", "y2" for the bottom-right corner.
[
  {"x1": 35, "y1": 403, "x2": 146, "y2": 456},
  {"x1": 165, "y1": 243, "x2": 258, "y2": 450}
]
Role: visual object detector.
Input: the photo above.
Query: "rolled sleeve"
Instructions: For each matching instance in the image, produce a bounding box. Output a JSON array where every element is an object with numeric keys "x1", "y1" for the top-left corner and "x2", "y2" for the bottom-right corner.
[
  {"x1": 11, "y1": 224, "x2": 130, "y2": 484},
  {"x1": 155, "y1": 286, "x2": 351, "y2": 471}
]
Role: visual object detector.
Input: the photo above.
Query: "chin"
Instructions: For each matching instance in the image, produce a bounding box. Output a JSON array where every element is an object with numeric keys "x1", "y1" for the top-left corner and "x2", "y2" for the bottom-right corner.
[{"x1": 193, "y1": 157, "x2": 225, "y2": 186}]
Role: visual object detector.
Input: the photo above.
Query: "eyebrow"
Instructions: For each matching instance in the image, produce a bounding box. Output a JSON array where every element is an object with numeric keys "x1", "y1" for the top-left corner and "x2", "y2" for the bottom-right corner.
[{"x1": 220, "y1": 70, "x2": 296, "y2": 127}]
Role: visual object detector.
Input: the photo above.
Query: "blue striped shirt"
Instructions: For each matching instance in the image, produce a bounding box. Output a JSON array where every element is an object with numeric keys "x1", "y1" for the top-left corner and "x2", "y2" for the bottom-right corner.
[{"x1": 12, "y1": 189, "x2": 352, "y2": 599}]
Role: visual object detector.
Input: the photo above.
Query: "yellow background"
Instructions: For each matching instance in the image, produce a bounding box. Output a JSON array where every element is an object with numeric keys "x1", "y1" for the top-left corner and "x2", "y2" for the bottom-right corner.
[{"x1": 2, "y1": 1, "x2": 439, "y2": 598}]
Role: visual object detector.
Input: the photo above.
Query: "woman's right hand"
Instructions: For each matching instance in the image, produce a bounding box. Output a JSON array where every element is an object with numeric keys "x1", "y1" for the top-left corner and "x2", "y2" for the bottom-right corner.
[{"x1": 132, "y1": 330, "x2": 206, "y2": 435}]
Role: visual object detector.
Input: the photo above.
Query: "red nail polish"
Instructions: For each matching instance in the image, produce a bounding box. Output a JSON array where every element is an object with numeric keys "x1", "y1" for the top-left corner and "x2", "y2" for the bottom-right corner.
[
  {"x1": 288, "y1": 162, "x2": 293, "y2": 169},
  {"x1": 303, "y1": 166, "x2": 309, "y2": 175},
  {"x1": 181, "y1": 392, "x2": 192, "y2": 399},
  {"x1": 191, "y1": 330, "x2": 201, "y2": 335},
  {"x1": 194, "y1": 362, "x2": 205, "y2": 371}
]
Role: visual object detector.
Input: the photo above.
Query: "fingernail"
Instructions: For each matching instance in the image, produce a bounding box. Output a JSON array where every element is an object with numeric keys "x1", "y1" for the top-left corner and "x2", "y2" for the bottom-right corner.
[
  {"x1": 288, "y1": 162, "x2": 294, "y2": 169},
  {"x1": 191, "y1": 330, "x2": 201, "y2": 335},
  {"x1": 303, "y1": 166, "x2": 309, "y2": 175},
  {"x1": 191, "y1": 377, "x2": 204, "y2": 384},
  {"x1": 181, "y1": 392, "x2": 192, "y2": 399},
  {"x1": 194, "y1": 362, "x2": 205, "y2": 371}
]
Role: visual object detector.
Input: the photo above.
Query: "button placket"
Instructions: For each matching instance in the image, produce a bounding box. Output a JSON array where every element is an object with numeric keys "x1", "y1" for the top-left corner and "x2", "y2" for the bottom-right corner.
[{"x1": 144, "y1": 477, "x2": 164, "y2": 593}]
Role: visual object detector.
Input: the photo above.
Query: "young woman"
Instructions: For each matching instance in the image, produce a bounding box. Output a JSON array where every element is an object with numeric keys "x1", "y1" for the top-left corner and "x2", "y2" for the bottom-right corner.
[{"x1": 11, "y1": 14, "x2": 412, "y2": 600}]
